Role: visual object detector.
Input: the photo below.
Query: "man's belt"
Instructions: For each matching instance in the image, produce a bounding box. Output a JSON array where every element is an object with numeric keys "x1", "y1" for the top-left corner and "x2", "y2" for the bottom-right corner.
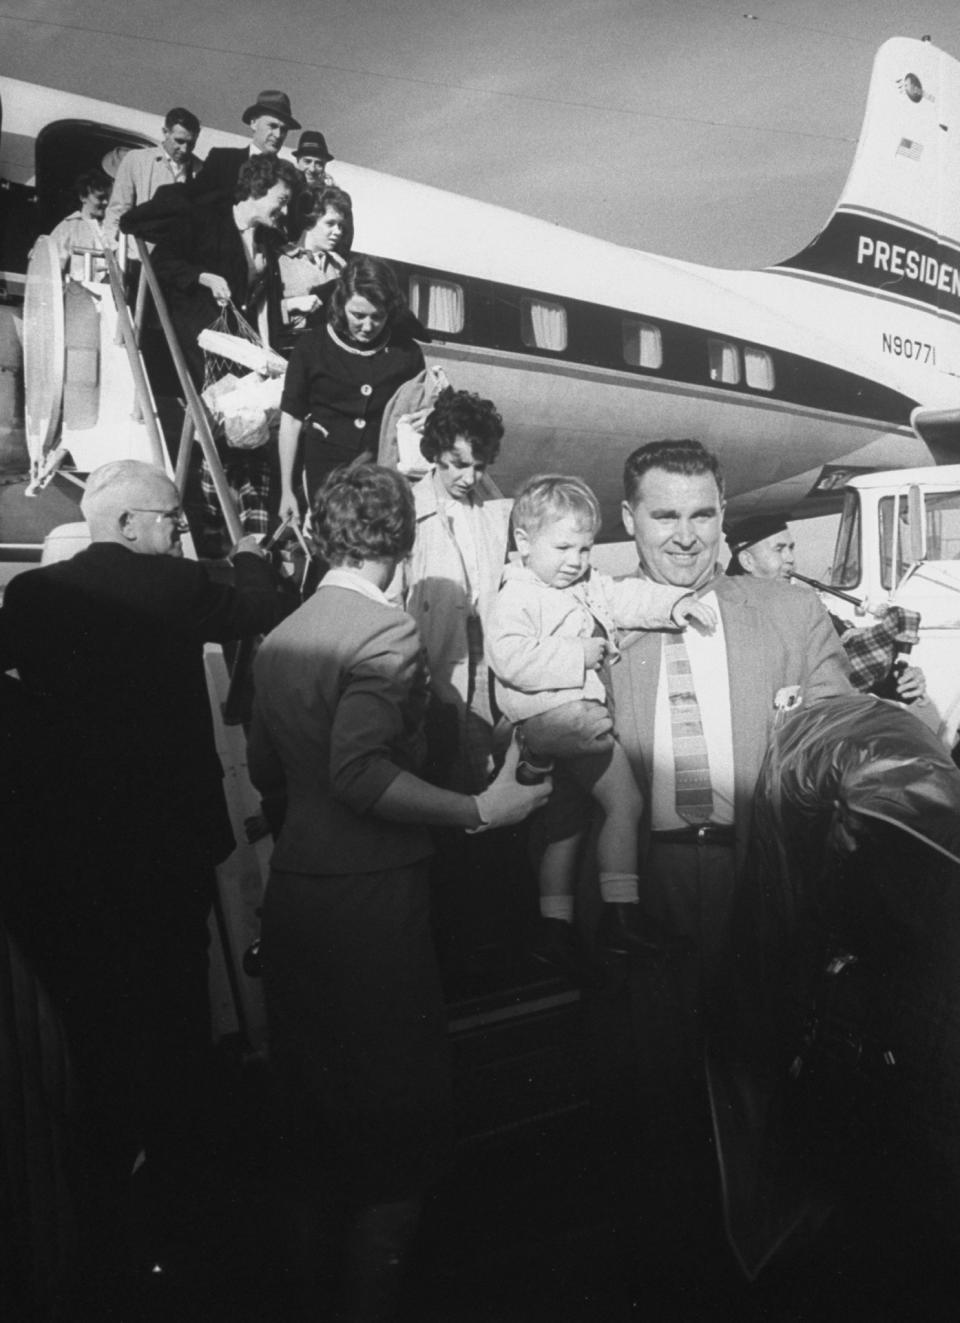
[{"x1": 651, "y1": 824, "x2": 736, "y2": 846}]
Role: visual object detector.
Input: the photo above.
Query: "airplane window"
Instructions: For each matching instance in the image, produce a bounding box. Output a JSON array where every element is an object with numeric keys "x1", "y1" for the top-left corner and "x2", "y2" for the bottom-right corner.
[
  {"x1": 622, "y1": 318, "x2": 663, "y2": 370},
  {"x1": 744, "y1": 346, "x2": 775, "y2": 391},
  {"x1": 408, "y1": 277, "x2": 465, "y2": 334},
  {"x1": 521, "y1": 298, "x2": 567, "y2": 352},
  {"x1": 708, "y1": 339, "x2": 741, "y2": 385}
]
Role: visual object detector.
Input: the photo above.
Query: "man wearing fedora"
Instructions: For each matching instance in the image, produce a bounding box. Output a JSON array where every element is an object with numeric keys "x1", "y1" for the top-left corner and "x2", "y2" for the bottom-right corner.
[
  {"x1": 189, "y1": 89, "x2": 301, "y2": 201},
  {"x1": 295, "y1": 129, "x2": 334, "y2": 189}
]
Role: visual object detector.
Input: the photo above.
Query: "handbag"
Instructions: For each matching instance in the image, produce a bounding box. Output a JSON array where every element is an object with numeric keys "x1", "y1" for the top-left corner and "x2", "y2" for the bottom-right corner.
[{"x1": 199, "y1": 302, "x2": 286, "y2": 449}]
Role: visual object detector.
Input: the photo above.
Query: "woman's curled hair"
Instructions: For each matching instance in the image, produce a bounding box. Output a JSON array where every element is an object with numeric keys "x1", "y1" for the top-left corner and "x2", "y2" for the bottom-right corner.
[
  {"x1": 419, "y1": 387, "x2": 504, "y2": 466},
  {"x1": 235, "y1": 154, "x2": 300, "y2": 203},
  {"x1": 295, "y1": 184, "x2": 354, "y2": 246},
  {"x1": 312, "y1": 462, "x2": 415, "y2": 566}
]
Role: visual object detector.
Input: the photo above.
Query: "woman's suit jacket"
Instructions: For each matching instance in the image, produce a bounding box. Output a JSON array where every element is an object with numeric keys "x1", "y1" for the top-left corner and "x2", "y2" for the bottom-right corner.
[
  {"x1": 248, "y1": 583, "x2": 433, "y2": 876},
  {"x1": 122, "y1": 191, "x2": 283, "y2": 380}
]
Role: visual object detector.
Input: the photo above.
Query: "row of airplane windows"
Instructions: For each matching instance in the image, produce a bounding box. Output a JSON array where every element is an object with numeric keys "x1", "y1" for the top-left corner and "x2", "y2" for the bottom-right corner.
[{"x1": 404, "y1": 273, "x2": 777, "y2": 392}]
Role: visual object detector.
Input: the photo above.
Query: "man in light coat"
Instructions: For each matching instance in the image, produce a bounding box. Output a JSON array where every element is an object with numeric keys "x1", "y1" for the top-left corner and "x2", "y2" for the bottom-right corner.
[
  {"x1": 102, "y1": 107, "x2": 203, "y2": 248},
  {"x1": 525, "y1": 439, "x2": 852, "y2": 1255}
]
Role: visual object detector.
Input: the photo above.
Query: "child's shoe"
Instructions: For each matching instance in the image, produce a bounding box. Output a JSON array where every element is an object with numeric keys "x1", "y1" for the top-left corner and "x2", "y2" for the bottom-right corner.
[
  {"x1": 530, "y1": 916, "x2": 578, "y2": 975},
  {"x1": 597, "y1": 902, "x2": 651, "y2": 956}
]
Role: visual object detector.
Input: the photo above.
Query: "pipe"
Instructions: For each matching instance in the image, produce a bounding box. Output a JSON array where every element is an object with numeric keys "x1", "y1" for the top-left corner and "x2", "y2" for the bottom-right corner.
[{"x1": 788, "y1": 570, "x2": 863, "y2": 607}]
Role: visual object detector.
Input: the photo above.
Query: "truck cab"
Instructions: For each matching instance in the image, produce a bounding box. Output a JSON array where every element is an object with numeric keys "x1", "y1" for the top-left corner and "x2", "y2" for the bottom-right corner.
[{"x1": 827, "y1": 464, "x2": 960, "y2": 748}]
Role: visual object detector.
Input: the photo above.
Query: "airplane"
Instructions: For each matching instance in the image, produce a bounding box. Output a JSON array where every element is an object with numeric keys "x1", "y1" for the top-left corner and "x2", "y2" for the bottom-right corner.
[
  {"x1": 2, "y1": 32, "x2": 960, "y2": 556},
  {"x1": 4, "y1": 44, "x2": 960, "y2": 1313}
]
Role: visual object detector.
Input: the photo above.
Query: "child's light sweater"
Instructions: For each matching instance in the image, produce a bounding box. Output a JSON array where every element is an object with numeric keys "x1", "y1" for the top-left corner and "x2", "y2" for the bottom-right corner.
[{"x1": 487, "y1": 562, "x2": 688, "y2": 722}]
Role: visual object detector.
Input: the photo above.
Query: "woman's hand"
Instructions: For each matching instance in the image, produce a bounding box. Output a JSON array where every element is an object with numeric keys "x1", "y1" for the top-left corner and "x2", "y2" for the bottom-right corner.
[
  {"x1": 285, "y1": 294, "x2": 321, "y2": 329},
  {"x1": 277, "y1": 488, "x2": 300, "y2": 526},
  {"x1": 199, "y1": 272, "x2": 231, "y2": 304},
  {"x1": 473, "y1": 737, "x2": 552, "y2": 829},
  {"x1": 286, "y1": 294, "x2": 320, "y2": 316}
]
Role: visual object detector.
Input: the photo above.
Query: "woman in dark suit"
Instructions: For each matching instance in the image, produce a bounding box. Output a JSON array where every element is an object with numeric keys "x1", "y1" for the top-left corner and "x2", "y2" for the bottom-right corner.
[
  {"x1": 247, "y1": 463, "x2": 549, "y2": 1321},
  {"x1": 123, "y1": 154, "x2": 299, "y2": 382},
  {"x1": 276, "y1": 256, "x2": 424, "y2": 522}
]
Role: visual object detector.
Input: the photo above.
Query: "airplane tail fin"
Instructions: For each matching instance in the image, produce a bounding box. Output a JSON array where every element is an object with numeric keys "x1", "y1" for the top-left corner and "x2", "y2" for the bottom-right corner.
[{"x1": 773, "y1": 37, "x2": 960, "y2": 318}]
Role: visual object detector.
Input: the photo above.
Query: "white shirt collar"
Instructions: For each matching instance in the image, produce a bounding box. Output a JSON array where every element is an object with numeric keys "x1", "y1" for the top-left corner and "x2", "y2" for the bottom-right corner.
[{"x1": 320, "y1": 565, "x2": 396, "y2": 606}]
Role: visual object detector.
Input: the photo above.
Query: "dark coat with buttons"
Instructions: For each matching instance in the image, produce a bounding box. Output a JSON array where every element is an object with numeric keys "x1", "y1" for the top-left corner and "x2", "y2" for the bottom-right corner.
[{"x1": 280, "y1": 321, "x2": 424, "y2": 498}]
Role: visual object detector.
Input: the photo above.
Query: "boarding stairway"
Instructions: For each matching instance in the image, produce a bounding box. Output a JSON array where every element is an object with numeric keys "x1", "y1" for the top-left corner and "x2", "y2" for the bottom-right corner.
[
  {"x1": 19, "y1": 234, "x2": 245, "y2": 543},
  {"x1": 10, "y1": 235, "x2": 266, "y2": 1046},
  {"x1": 2, "y1": 229, "x2": 593, "y2": 1322}
]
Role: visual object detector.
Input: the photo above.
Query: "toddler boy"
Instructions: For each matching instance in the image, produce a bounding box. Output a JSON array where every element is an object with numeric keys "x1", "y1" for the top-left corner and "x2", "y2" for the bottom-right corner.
[{"x1": 487, "y1": 474, "x2": 715, "y2": 964}]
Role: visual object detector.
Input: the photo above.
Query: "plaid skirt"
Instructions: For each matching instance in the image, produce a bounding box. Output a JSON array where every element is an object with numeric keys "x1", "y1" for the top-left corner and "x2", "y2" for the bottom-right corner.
[{"x1": 199, "y1": 449, "x2": 272, "y2": 539}]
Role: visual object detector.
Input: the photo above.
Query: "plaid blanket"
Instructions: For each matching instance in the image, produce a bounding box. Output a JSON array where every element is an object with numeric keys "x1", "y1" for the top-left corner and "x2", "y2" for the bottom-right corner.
[{"x1": 833, "y1": 606, "x2": 921, "y2": 691}]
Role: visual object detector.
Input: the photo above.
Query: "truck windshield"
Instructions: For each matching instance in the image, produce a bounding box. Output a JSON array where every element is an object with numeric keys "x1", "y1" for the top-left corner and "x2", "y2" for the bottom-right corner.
[
  {"x1": 922, "y1": 491, "x2": 960, "y2": 561},
  {"x1": 830, "y1": 489, "x2": 861, "y2": 588},
  {"x1": 879, "y1": 489, "x2": 960, "y2": 588}
]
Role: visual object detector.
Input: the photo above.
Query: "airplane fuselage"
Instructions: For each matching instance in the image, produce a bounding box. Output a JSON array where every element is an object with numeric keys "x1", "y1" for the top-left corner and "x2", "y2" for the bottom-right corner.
[{"x1": 2, "y1": 34, "x2": 959, "y2": 531}]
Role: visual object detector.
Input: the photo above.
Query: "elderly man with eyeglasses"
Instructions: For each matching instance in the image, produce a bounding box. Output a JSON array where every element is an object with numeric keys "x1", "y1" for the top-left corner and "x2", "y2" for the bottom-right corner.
[{"x1": 0, "y1": 459, "x2": 282, "y2": 1300}]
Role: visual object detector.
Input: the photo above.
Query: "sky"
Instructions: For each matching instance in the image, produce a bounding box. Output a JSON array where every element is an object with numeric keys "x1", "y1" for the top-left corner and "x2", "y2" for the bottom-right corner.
[{"x1": 4, "y1": 1, "x2": 960, "y2": 269}]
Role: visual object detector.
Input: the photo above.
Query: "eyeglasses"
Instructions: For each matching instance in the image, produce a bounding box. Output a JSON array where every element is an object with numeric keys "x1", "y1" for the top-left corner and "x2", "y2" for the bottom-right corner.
[{"x1": 128, "y1": 507, "x2": 190, "y2": 531}]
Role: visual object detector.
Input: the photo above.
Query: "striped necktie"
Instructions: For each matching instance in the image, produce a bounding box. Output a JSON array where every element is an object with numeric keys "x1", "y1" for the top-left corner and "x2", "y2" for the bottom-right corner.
[{"x1": 663, "y1": 631, "x2": 714, "y2": 824}]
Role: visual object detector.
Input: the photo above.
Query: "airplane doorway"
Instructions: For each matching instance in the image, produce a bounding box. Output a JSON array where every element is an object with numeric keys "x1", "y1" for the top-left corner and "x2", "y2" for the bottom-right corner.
[{"x1": 33, "y1": 118, "x2": 152, "y2": 234}]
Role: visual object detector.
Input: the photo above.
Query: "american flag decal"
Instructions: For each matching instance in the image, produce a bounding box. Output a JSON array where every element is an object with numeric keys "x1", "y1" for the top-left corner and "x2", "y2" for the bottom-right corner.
[{"x1": 897, "y1": 137, "x2": 923, "y2": 161}]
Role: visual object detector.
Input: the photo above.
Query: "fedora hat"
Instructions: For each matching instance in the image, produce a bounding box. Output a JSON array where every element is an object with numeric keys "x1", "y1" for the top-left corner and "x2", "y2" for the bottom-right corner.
[
  {"x1": 295, "y1": 130, "x2": 333, "y2": 162},
  {"x1": 241, "y1": 90, "x2": 301, "y2": 130}
]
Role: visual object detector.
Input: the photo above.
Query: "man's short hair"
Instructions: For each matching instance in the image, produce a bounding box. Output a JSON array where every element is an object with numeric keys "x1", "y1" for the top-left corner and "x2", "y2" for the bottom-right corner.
[
  {"x1": 235, "y1": 155, "x2": 300, "y2": 202},
  {"x1": 419, "y1": 388, "x2": 503, "y2": 467},
  {"x1": 163, "y1": 107, "x2": 201, "y2": 139},
  {"x1": 623, "y1": 439, "x2": 725, "y2": 506},
  {"x1": 81, "y1": 459, "x2": 172, "y2": 525},
  {"x1": 311, "y1": 462, "x2": 415, "y2": 566},
  {"x1": 75, "y1": 168, "x2": 112, "y2": 200},
  {"x1": 511, "y1": 474, "x2": 601, "y2": 539}
]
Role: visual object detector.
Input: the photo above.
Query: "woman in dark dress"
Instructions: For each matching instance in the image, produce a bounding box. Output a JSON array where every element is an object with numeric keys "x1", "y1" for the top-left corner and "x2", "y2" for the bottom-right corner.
[
  {"x1": 277, "y1": 255, "x2": 424, "y2": 522},
  {"x1": 248, "y1": 463, "x2": 549, "y2": 1320}
]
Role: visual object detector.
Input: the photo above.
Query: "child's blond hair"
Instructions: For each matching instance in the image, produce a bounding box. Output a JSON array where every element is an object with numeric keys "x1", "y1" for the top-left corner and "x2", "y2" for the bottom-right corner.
[{"x1": 510, "y1": 474, "x2": 602, "y2": 539}]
